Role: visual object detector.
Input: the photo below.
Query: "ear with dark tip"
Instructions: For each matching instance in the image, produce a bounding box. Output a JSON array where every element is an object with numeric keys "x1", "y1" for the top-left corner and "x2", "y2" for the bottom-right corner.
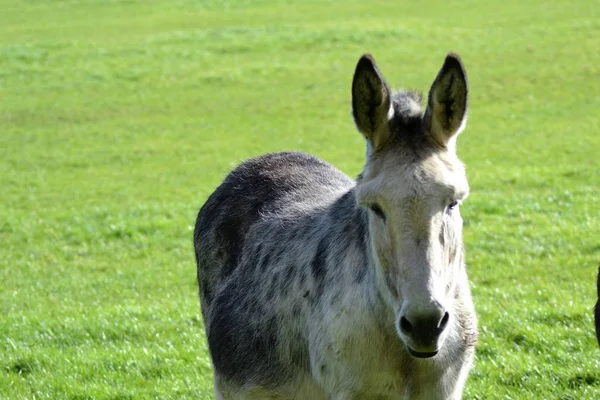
[
  {"x1": 352, "y1": 54, "x2": 392, "y2": 151},
  {"x1": 423, "y1": 53, "x2": 468, "y2": 149}
]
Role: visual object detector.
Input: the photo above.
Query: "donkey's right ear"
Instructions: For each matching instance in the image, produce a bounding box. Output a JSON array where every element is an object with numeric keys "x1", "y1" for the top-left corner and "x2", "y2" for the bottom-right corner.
[
  {"x1": 352, "y1": 54, "x2": 391, "y2": 151},
  {"x1": 423, "y1": 53, "x2": 468, "y2": 149}
]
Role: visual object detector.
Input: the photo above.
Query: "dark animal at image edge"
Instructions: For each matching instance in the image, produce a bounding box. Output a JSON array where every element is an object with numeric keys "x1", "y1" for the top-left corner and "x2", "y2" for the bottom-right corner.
[
  {"x1": 194, "y1": 53, "x2": 478, "y2": 399},
  {"x1": 595, "y1": 265, "x2": 600, "y2": 346}
]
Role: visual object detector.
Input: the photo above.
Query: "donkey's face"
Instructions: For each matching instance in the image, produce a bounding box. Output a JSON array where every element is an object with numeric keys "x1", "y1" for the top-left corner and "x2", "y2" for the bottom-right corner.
[{"x1": 352, "y1": 54, "x2": 469, "y2": 358}]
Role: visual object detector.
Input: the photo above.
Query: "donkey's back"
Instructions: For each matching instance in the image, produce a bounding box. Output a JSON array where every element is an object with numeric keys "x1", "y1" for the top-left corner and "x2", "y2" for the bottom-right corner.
[{"x1": 195, "y1": 151, "x2": 353, "y2": 310}]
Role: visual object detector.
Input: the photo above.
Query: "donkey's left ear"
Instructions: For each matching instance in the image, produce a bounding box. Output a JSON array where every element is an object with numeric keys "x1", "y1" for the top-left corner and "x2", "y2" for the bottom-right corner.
[
  {"x1": 423, "y1": 53, "x2": 468, "y2": 149},
  {"x1": 352, "y1": 54, "x2": 392, "y2": 151}
]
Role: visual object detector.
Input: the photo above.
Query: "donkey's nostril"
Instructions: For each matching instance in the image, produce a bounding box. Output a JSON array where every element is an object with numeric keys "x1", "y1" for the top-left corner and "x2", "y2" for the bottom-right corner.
[
  {"x1": 438, "y1": 311, "x2": 450, "y2": 331},
  {"x1": 400, "y1": 316, "x2": 412, "y2": 334}
]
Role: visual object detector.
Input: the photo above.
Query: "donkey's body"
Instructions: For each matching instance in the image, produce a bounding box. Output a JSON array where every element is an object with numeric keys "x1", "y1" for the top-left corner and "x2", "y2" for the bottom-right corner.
[{"x1": 195, "y1": 54, "x2": 478, "y2": 399}]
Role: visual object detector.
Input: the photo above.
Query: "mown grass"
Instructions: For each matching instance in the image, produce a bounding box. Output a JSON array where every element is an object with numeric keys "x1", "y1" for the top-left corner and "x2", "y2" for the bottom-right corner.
[{"x1": 1, "y1": 0, "x2": 599, "y2": 398}]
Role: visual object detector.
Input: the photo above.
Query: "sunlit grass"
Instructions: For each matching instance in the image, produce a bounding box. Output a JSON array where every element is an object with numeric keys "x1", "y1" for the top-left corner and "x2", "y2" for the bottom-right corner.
[{"x1": 1, "y1": 0, "x2": 599, "y2": 398}]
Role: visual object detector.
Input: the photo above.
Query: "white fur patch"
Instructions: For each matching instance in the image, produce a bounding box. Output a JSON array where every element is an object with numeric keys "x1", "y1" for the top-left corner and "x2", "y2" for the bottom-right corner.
[{"x1": 447, "y1": 114, "x2": 467, "y2": 153}]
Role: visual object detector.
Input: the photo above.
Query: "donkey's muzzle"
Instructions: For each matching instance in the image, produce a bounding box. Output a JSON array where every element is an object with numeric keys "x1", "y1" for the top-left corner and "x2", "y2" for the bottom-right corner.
[{"x1": 398, "y1": 307, "x2": 450, "y2": 356}]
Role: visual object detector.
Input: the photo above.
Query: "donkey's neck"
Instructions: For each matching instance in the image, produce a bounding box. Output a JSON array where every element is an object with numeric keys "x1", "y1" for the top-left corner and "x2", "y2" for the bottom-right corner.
[{"x1": 323, "y1": 187, "x2": 396, "y2": 322}]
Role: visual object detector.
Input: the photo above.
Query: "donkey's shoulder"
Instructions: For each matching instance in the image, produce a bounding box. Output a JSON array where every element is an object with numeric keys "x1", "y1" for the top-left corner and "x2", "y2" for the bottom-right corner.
[{"x1": 194, "y1": 152, "x2": 354, "y2": 300}]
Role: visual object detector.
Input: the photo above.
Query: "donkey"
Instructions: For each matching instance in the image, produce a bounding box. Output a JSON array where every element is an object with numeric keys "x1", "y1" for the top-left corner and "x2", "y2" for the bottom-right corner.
[{"x1": 194, "y1": 53, "x2": 478, "y2": 399}]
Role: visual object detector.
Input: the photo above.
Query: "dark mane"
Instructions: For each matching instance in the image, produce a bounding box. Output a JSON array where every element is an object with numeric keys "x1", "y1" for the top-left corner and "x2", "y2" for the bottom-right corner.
[{"x1": 386, "y1": 89, "x2": 439, "y2": 156}]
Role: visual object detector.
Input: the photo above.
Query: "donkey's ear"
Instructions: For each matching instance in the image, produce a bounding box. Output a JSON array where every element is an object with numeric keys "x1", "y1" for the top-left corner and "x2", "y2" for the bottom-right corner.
[
  {"x1": 352, "y1": 54, "x2": 391, "y2": 151},
  {"x1": 424, "y1": 53, "x2": 468, "y2": 149}
]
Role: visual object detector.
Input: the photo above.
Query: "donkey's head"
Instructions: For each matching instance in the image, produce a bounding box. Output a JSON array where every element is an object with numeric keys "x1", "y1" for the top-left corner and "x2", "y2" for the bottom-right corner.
[{"x1": 352, "y1": 53, "x2": 469, "y2": 358}]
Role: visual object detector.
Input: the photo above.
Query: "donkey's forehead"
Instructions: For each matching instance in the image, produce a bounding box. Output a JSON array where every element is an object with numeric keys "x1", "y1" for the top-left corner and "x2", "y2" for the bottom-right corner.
[
  {"x1": 412, "y1": 153, "x2": 468, "y2": 196},
  {"x1": 361, "y1": 150, "x2": 468, "y2": 199}
]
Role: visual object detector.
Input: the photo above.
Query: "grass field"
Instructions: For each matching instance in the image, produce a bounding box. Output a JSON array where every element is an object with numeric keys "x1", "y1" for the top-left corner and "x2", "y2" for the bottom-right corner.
[{"x1": 1, "y1": 0, "x2": 599, "y2": 398}]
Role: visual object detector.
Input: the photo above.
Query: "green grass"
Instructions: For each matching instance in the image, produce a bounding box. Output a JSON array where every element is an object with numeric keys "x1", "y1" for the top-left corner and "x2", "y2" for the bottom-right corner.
[{"x1": 1, "y1": 0, "x2": 599, "y2": 398}]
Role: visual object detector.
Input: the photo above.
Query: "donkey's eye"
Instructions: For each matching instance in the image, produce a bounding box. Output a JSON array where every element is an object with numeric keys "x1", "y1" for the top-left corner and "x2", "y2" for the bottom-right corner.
[
  {"x1": 446, "y1": 200, "x2": 460, "y2": 213},
  {"x1": 369, "y1": 204, "x2": 386, "y2": 221}
]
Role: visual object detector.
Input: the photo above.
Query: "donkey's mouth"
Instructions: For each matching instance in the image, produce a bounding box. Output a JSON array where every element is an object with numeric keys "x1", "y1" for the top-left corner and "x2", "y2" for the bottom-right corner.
[{"x1": 407, "y1": 348, "x2": 439, "y2": 359}]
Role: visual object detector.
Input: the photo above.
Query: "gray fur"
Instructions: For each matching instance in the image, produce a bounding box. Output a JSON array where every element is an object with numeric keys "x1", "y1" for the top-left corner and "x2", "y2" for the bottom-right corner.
[{"x1": 195, "y1": 53, "x2": 478, "y2": 399}]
